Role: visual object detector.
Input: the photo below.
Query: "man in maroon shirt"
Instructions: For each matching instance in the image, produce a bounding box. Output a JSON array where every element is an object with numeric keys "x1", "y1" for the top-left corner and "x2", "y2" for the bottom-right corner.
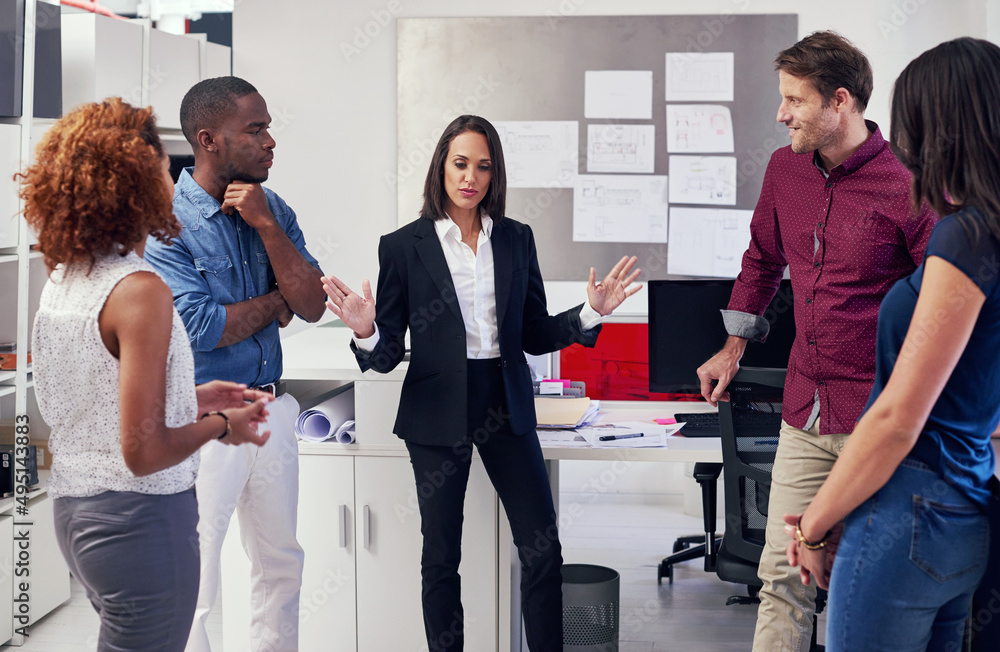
[{"x1": 697, "y1": 31, "x2": 937, "y2": 652}]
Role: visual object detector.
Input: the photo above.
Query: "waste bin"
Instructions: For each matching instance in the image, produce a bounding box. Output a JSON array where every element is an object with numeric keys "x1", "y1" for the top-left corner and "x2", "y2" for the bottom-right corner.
[{"x1": 562, "y1": 564, "x2": 619, "y2": 652}]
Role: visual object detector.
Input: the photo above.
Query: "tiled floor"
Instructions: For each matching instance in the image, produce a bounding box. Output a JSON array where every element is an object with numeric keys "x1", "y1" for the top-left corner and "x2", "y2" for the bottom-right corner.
[{"x1": 8, "y1": 495, "x2": 809, "y2": 651}]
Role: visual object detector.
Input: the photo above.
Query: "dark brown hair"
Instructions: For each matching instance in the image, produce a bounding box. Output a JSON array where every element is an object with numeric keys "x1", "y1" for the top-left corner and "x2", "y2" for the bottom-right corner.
[
  {"x1": 421, "y1": 115, "x2": 507, "y2": 221},
  {"x1": 774, "y1": 31, "x2": 873, "y2": 111},
  {"x1": 890, "y1": 37, "x2": 1000, "y2": 243},
  {"x1": 17, "y1": 98, "x2": 178, "y2": 271}
]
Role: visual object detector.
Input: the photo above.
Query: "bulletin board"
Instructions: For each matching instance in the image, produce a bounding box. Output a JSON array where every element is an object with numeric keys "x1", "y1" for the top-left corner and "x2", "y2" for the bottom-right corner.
[{"x1": 396, "y1": 14, "x2": 798, "y2": 281}]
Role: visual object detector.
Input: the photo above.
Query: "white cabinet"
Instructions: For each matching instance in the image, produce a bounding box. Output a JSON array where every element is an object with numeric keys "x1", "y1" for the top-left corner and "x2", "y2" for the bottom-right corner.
[
  {"x1": 61, "y1": 13, "x2": 144, "y2": 111},
  {"x1": 204, "y1": 41, "x2": 232, "y2": 79},
  {"x1": 146, "y1": 28, "x2": 201, "y2": 130},
  {"x1": 222, "y1": 451, "x2": 500, "y2": 651},
  {"x1": 355, "y1": 455, "x2": 499, "y2": 651},
  {"x1": 298, "y1": 455, "x2": 356, "y2": 651}
]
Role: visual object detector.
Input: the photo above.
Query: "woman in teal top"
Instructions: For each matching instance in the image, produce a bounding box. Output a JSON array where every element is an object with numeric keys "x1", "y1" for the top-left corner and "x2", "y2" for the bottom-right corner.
[{"x1": 787, "y1": 37, "x2": 1000, "y2": 651}]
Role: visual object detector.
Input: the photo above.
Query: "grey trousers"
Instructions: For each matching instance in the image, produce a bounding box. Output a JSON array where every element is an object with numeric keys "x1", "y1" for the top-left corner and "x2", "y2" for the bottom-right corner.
[{"x1": 53, "y1": 488, "x2": 200, "y2": 652}]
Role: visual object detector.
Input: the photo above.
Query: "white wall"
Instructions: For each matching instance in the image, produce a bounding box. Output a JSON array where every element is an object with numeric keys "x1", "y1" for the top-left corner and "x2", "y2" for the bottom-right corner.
[
  {"x1": 234, "y1": 0, "x2": 985, "y2": 299},
  {"x1": 233, "y1": 0, "x2": 988, "y2": 496},
  {"x1": 990, "y1": 0, "x2": 1000, "y2": 43}
]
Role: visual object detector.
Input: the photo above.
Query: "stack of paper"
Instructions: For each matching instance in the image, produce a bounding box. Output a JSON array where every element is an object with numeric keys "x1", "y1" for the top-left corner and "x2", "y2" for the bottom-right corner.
[{"x1": 536, "y1": 398, "x2": 601, "y2": 428}]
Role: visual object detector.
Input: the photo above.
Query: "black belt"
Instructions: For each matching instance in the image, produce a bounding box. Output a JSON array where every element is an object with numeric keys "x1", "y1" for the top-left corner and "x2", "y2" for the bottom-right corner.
[{"x1": 250, "y1": 381, "x2": 286, "y2": 397}]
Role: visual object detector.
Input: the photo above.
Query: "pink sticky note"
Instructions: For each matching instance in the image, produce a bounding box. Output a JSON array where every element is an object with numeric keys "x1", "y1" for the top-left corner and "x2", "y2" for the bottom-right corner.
[{"x1": 654, "y1": 418, "x2": 677, "y2": 425}]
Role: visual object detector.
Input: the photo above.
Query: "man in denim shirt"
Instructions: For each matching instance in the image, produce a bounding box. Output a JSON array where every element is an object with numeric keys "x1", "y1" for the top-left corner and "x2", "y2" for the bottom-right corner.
[{"x1": 146, "y1": 77, "x2": 325, "y2": 652}]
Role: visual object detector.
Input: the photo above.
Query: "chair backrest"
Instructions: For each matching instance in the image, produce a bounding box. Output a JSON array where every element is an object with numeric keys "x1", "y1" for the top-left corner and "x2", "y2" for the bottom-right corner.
[{"x1": 717, "y1": 367, "x2": 786, "y2": 565}]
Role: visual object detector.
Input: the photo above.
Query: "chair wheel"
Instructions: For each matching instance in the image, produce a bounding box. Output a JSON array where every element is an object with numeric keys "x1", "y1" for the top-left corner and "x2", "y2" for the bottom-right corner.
[{"x1": 666, "y1": 565, "x2": 674, "y2": 584}]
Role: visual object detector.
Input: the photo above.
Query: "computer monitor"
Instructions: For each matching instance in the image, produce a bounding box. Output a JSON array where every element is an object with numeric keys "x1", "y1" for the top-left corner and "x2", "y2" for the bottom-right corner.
[{"x1": 648, "y1": 279, "x2": 795, "y2": 394}]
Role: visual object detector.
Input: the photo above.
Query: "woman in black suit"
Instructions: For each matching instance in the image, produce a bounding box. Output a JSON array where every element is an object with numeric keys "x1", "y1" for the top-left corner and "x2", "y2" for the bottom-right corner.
[{"x1": 322, "y1": 115, "x2": 640, "y2": 651}]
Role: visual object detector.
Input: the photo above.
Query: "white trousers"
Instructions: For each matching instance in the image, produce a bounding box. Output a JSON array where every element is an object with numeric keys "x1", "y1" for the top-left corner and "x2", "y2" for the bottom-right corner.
[{"x1": 185, "y1": 393, "x2": 304, "y2": 652}]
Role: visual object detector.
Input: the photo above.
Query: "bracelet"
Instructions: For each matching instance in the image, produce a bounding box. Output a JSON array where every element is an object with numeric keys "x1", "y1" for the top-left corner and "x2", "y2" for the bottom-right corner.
[
  {"x1": 795, "y1": 516, "x2": 831, "y2": 550},
  {"x1": 202, "y1": 411, "x2": 231, "y2": 440}
]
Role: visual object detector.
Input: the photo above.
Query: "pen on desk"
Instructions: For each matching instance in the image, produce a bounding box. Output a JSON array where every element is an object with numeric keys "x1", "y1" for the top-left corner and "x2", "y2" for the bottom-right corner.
[{"x1": 598, "y1": 433, "x2": 644, "y2": 442}]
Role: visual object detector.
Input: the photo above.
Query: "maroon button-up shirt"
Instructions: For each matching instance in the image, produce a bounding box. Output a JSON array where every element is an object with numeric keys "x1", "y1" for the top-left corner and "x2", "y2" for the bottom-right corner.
[{"x1": 727, "y1": 123, "x2": 937, "y2": 434}]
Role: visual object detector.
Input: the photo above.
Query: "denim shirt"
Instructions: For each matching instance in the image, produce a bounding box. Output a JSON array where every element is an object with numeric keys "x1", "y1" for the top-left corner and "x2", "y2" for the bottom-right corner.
[{"x1": 145, "y1": 167, "x2": 321, "y2": 386}]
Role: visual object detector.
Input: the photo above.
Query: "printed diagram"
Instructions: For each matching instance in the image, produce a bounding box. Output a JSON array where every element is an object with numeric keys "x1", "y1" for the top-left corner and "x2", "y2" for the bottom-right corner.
[
  {"x1": 668, "y1": 155, "x2": 737, "y2": 205},
  {"x1": 666, "y1": 105, "x2": 734, "y2": 153},
  {"x1": 665, "y1": 52, "x2": 735, "y2": 102},
  {"x1": 592, "y1": 140, "x2": 639, "y2": 165},
  {"x1": 573, "y1": 174, "x2": 668, "y2": 243},
  {"x1": 667, "y1": 207, "x2": 752, "y2": 278},
  {"x1": 493, "y1": 121, "x2": 578, "y2": 188},
  {"x1": 586, "y1": 124, "x2": 655, "y2": 173}
]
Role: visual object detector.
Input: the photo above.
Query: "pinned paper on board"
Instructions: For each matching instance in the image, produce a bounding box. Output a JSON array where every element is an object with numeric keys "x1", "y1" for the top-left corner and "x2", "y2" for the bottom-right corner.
[
  {"x1": 587, "y1": 124, "x2": 656, "y2": 173},
  {"x1": 584, "y1": 70, "x2": 653, "y2": 120},
  {"x1": 573, "y1": 174, "x2": 669, "y2": 243},
  {"x1": 665, "y1": 52, "x2": 734, "y2": 102},
  {"x1": 668, "y1": 155, "x2": 737, "y2": 205},
  {"x1": 494, "y1": 120, "x2": 579, "y2": 188},
  {"x1": 667, "y1": 206, "x2": 753, "y2": 278},
  {"x1": 666, "y1": 105, "x2": 734, "y2": 153}
]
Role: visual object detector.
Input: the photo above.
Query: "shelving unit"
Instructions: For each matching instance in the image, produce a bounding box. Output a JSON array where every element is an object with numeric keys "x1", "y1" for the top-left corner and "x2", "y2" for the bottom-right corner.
[{"x1": 1, "y1": 2, "x2": 234, "y2": 646}]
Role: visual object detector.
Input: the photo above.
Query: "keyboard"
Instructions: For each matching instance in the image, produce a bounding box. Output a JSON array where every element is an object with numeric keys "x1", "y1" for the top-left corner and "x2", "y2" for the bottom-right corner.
[{"x1": 674, "y1": 411, "x2": 721, "y2": 437}]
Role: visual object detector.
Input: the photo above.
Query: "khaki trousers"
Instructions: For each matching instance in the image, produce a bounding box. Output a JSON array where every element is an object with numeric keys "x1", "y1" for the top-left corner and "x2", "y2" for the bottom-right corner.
[{"x1": 751, "y1": 419, "x2": 850, "y2": 652}]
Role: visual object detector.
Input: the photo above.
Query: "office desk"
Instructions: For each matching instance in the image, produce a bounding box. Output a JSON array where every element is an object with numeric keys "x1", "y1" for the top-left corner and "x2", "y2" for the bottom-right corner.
[
  {"x1": 266, "y1": 322, "x2": 723, "y2": 651},
  {"x1": 269, "y1": 322, "x2": 1000, "y2": 651}
]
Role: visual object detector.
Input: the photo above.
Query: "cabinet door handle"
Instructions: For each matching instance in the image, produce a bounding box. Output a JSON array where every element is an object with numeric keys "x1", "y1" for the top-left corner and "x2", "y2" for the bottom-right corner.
[
  {"x1": 338, "y1": 504, "x2": 348, "y2": 548},
  {"x1": 363, "y1": 505, "x2": 371, "y2": 550}
]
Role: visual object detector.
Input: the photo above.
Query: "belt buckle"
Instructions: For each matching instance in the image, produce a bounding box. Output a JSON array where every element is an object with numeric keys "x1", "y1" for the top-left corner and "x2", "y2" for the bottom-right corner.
[
  {"x1": 250, "y1": 381, "x2": 284, "y2": 397},
  {"x1": 251, "y1": 382, "x2": 276, "y2": 395}
]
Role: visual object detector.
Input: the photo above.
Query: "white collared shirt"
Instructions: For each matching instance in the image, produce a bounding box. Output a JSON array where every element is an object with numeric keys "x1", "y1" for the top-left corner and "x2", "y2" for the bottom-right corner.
[
  {"x1": 355, "y1": 215, "x2": 603, "y2": 356},
  {"x1": 435, "y1": 213, "x2": 500, "y2": 358}
]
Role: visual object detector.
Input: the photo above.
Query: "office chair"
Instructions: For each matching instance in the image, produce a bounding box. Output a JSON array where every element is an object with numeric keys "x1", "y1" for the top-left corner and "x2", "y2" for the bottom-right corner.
[
  {"x1": 717, "y1": 367, "x2": 826, "y2": 651},
  {"x1": 656, "y1": 462, "x2": 723, "y2": 584}
]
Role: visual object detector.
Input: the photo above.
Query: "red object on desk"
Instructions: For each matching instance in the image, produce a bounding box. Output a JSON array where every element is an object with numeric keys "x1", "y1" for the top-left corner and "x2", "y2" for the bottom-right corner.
[{"x1": 560, "y1": 323, "x2": 703, "y2": 402}]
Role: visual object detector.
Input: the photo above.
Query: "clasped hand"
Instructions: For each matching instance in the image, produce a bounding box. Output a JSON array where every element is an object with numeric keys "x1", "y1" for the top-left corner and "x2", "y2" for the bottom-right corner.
[
  {"x1": 196, "y1": 380, "x2": 274, "y2": 447},
  {"x1": 783, "y1": 513, "x2": 843, "y2": 590}
]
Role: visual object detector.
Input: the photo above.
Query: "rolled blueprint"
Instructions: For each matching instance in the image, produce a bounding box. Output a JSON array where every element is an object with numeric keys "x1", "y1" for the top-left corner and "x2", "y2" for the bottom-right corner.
[{"x1": 295, "y1": 385, "x2": 355, "y2": 443}]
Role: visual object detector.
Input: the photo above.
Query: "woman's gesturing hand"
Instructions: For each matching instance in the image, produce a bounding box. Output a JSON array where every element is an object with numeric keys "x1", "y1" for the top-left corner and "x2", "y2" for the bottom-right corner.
[
  {"x1": 587, "y1": 255, "x2": 642, "y2": 316},
  {"x1": 322, "y1": 275, "x2": 377, "y2": 338},
  {"x1": 196, "y1": 380, "x2": 273, "y2": 415},
  {"x1": 218, "y1": 398, "x2": 272, "y2": 447}
]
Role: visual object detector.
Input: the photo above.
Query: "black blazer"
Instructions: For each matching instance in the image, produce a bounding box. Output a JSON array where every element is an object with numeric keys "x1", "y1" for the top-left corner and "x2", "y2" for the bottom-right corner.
[{"x1": 352, "y1": 216, "x2": 601, "y2": 447}]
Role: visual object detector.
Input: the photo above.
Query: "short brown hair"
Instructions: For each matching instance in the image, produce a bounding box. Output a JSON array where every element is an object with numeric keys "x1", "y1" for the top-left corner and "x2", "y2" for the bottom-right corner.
[
  {"x1": 775, "y1": 31, "x2": 873, "y2": 111},
  {"x1": 421, "y1": 115, "x2": 507, "y2": 222},
  {"x1": 17, "y1": 98, "x2": 179, "y2": 271}
]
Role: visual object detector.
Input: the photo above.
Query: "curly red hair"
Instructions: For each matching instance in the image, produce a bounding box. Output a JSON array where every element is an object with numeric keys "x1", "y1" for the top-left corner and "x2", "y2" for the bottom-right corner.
[{"x1": 17, "y1": 98, "x2": 180, "y2": 271}]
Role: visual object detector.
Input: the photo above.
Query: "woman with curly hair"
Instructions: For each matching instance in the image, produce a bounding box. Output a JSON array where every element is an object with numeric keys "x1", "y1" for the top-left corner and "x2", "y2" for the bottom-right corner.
[{"x1": 21, "y1": 98, "x2": 273, "y2": 651}]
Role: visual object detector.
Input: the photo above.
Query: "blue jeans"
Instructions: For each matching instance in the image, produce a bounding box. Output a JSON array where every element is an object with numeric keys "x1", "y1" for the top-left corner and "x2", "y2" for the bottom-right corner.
[{"x1": 826, "y1": 459, "x2": 989, "y2": 652}]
